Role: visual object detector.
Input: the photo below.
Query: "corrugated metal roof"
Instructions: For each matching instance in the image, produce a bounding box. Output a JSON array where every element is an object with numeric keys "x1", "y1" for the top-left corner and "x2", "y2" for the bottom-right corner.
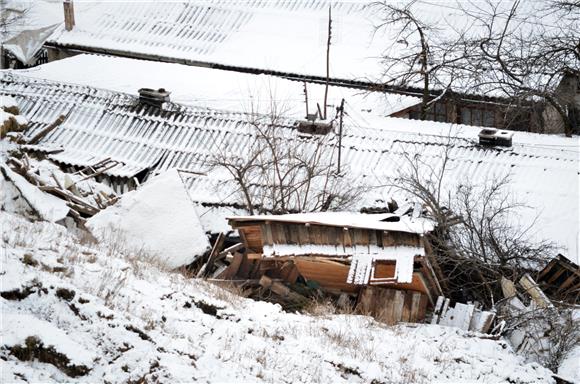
[{"x1": 1, "y1": 72, "x2": 578, "y2": 260}]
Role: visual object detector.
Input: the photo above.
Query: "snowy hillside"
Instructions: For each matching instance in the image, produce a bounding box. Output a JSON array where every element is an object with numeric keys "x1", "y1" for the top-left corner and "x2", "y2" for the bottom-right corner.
[{"x1": 0, "y1": 211, "x2": 556, "y2": 383}]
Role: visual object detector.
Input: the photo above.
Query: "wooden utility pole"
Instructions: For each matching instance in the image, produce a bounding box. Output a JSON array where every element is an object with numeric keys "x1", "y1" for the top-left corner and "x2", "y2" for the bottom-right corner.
[
  {"x1": 303, "y1": 81, "x2": 309, "y2": 118},
  {"x1": 323, "y1": 5, "x2": 332, "y2": 120},
  {"x1": 337, "y1": 98, "x2": 345, "y2": 174}
]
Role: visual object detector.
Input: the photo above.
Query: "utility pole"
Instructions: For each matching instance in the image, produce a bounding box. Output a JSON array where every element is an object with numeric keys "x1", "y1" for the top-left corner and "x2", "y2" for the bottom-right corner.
[
  {"x1": 337, "y1": 98, "x2": 345, "y2": 174},
  {"x1": 323, "y1": 5, "x2": 332, "y2": 120},
  {"x1": 303, "y1": 81, "x2": 309, "y2": 118}
]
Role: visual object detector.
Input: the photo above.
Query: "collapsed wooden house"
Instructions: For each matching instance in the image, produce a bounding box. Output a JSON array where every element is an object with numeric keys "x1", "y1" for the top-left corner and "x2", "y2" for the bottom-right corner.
[{"x1": 227, "y1": 212, "x2": 444, "y2": 324}]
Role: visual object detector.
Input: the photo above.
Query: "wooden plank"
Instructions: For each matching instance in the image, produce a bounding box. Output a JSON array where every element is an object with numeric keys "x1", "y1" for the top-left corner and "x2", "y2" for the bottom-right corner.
[
  {"x1": 501, "y1": 276, "x2": 518, "y2": 299},
  {"x1": 294, "y1": 258, "x2": 357, "y2": 292},
  {"x1": 469, "y1": 310, "x2": 495, "y2": 333},
  {"x1": 545, "y1": 267, "x2": 567, "y2": 285},
  {"x1": 297, "y1": 224, "x2": 310, "y2": 246},
  {"x1": 431, "y1": 296, "x2": 445, "y2": 324},
  {"x1": 376, "y1": 230, "x2": 383, "y2": 248},
  {"x1": 392, "y1": 290, "x2": 405, "y2": 323},
  {"x1": 559, "y1": 274, "x2": 578, "y2": 291},
  {"x1": 201, "y1": 233, "x2": 226, "y2": 277},
  {"x1": 409, "y1": 292, "x2": 423, "y2": 322},
  {"x1": 279, "y1": 261, "x2": 300, "y2": 284},
  {"x1": 239, "y1": 226, "x2": 263, "y2": 252},
  {"x1": 343, "y1": 228, "x2": 352, "y2": 248},
  {"x1": 261, "y1": 224, "x2": 273, "y2": 246},
  {"x1": 417, "y1": 294, "x2": 428, "y2": 322},
  {"x1": 259, "y1": 275, "x2": 308, "y2": 303},
  {"x1": 357, "y1": 288, "x2": 373, "y2": 315},
  {"x1": 537, "y1": 258, "x2": 558, "y2": 281},
  {"x1": 221, "y1": 252, "x2": 244, "y2": 280},
  {"x1": 217, "y1": 243, "x2": 244, "y2": 259},
  {"x1": 519, "y1": 273, "x2": 553, "y2": 308},
  {"x1": 237, "y1": 256, "x2": 254, "y2": 279},
  {"x1": 402, "y1": 291, "x2": 413, "y2": 322}
]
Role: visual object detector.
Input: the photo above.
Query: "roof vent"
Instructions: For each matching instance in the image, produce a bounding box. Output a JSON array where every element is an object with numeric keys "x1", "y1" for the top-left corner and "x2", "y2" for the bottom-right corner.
[
  {"x1": 478, "y1": 128, "x2": 513, "y2": 147},
  {"x1": 296, "y1": 112, "x2": 333, "y2": 135},
  {"x1": 138, "y1": 88, "x2": 170, "y2": 108}
]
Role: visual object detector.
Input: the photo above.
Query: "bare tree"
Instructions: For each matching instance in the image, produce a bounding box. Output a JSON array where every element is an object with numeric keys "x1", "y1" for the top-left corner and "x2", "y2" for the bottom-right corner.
[
  {"x1": 456, "y1": 0, "x2": 579, "y2": 136},
  {"x1": 390, "y1": 138, "x2": 555, "y2": 307},
  {"x1": 206, "y1": 102, "x2": 363, "y2": 215},
  {"x1": 371, "y1": 1, "x2": 468, "y2": 120}
]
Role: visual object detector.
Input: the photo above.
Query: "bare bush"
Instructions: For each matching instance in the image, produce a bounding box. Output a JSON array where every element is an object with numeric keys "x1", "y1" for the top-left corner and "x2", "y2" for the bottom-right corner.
[
  {"x1": 391, "y1": 139, "x2": 555, "y2": 307},
  {"x1": 498, "y1": 303, "x2": 580, "y2": 372},
  {"x1": 206, "y1": 102, "x2": 364, "y2": 214}
]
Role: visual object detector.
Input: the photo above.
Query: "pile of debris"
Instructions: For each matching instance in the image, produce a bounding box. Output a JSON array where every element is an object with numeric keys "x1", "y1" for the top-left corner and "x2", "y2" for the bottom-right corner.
[
  {"x1": 192, "y1": 212, "x2": 492, "y2": 332},
  {"x1": 1, "y1": 96, "x2": 28, "y2": 139},
  {"x1": 193, "y1": 211, "x2": 579, "y2": 344},
  {"x1": 1, "y1": 148, "x2": 119, "y2": 227}
]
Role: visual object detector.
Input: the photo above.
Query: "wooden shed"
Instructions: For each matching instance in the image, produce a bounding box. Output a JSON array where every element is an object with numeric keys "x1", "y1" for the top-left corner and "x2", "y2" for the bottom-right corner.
[{"x1": 228, "y1": 212, "x2": 443, "y2": 324}]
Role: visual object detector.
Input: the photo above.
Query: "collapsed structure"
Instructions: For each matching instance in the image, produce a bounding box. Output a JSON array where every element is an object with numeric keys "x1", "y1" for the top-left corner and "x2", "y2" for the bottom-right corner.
[{"x1": 228, "y1": 212, "x2": 442, "y2": 324}]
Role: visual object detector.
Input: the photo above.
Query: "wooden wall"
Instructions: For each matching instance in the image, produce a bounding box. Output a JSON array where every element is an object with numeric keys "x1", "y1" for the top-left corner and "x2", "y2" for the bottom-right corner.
[
  {"x1": 260, "y1": 222, "x2": 422, "y2": 250},
  {"x1": 357, "y1": 287, "x2": 428, "y2": 325}
]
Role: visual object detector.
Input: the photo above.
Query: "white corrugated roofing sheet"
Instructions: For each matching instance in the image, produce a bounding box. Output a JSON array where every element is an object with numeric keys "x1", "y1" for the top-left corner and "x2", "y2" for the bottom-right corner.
[
  {"x1": 1, "y1": 71, "x2": 578, "y2": 262},
  {"x1": 43, "y1": 1, "x2": 570, "y2": 96}
]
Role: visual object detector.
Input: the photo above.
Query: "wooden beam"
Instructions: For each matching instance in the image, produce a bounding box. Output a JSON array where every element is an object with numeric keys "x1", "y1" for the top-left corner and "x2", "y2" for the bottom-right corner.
[
  {"x1": 217, "y1": 242, "x2": 243, "y2": 259},
  {"x1": 519, "y1": 274, "x2": 553, "y2": 309},
  {"x1": 201, "y1": 233, "x2": 226, "y2": 277}
]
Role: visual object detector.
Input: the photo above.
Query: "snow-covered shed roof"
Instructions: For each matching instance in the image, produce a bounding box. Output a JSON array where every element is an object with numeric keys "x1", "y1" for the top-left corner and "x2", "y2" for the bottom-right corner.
[
  {"x1": 1, "y1": 71, "x2": 578, "y2": 262},
  {"x1": 229, "y1": 212, "x2": 434, "y2": 235}
]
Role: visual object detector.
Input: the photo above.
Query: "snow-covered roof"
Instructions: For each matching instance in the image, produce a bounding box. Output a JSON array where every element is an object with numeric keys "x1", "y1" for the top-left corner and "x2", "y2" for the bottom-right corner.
[
  {"x1": 46, "y1": 1, "x2": 378, "y2": 81},
  {"x1": 1, "y1": 0, "x2": 62, "y2": 64},
  {"x1": 18, "y1": 54, "x2": 420, "y2": 119},
  {"x1": 230, "y1": 212, "x2": 433, "y2": 234},
  {"x1": 1, "y1": 71, "x2": 578, "y2": 262},
  {"x1": 42, "y1": 1, "x2": 567, "y2": 97}
]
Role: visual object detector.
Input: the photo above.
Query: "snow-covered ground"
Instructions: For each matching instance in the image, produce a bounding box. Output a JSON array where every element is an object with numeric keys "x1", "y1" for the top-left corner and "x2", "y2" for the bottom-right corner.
[{"x1": 1, "y1": 211, "x2": 558, "y2": 383}]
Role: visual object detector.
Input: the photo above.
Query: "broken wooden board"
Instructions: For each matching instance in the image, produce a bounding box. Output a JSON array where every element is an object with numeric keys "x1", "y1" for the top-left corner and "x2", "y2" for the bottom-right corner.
[
  {"x1": 519, "y1": 274, "x2": 553, "y2": 309},
  {"x1": 357, "y1": 287, "x2": 428, "y2": 325},
  {"x1": 432, "y1": 296, "x2": 495, "y2": 333}
]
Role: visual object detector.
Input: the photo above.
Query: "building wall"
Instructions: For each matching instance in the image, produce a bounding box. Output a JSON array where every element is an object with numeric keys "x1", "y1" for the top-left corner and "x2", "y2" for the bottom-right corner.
[{"x1": 542, "y1": 73, "x2": 580, "y2": 134}]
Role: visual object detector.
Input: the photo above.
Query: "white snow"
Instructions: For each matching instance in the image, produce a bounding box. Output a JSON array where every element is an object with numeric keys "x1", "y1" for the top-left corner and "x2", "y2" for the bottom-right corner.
[
  {"x1": 20, "y1": 54, "x2": 420, "y2": 119},
  {"x1": 87, "y1": 169, "x2": 210, "y2": 269},
  {"x1": 1, "y1": 313, "x2": 96, "y2": 367},
  {"x1": 0, "y1": 210, "x2": 558, "y2": 383},
  {"x1": 559, "y1": 344, "x2": 580, "y2": 383},
  {"x1": 1, "y1": 95, "x2": 18, "y2": 110},
  {"x1": 232, "y1": 212, "x2": 434, "y2": 234},
  {"x1": 0, "y1": 162, "x2": 69, "y2": 222}
]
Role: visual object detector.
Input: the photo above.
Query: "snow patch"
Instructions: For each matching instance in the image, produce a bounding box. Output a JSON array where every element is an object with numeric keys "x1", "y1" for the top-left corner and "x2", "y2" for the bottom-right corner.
[
  {"x1": 0, "y1": 163, "x2": 69, "y2": 222},
  {"x1": 87, "y1": 169, "x2": 210, "y2": 269},
  {"x1": 1, "y1": 313, "x2": 96, "y2": 367}
]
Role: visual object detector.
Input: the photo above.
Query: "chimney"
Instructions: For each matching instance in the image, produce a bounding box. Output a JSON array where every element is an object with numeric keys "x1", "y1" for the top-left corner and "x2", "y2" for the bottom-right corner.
[
  {"x1": 138, "y1": 88, "x2": 171, "y2": 108},
  {"x1": 63, "y1": 0, "x2": 75, "y2": 31},
  {"x1": 478, "y1": 128, "x2": 513, "y2": 147}
]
